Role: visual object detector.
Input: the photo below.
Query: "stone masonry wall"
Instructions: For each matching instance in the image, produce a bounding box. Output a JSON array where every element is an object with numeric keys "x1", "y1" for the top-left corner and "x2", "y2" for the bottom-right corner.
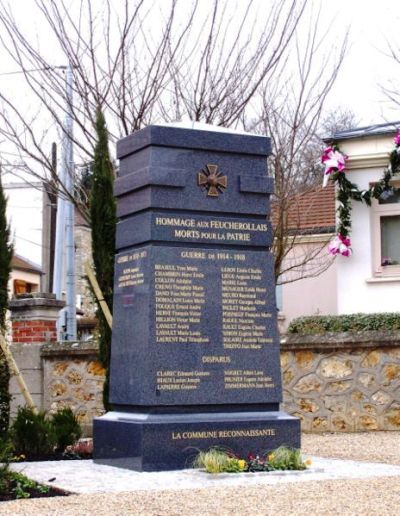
[
  {"x1": 281, "y1": 331, "x2": 400, "y2": 432},
  {"x1": 75, "y1": 224, "x2": 97, "y2": 318},
  {"x1": 41, "y1": 342, "x2": 105, "y2": 436},
  {"x1": 9, "y1": 332, "x2": 400, "y2": 435}
]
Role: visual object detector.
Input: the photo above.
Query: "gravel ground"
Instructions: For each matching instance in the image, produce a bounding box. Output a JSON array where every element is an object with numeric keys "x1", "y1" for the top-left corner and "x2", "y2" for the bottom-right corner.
[
  {"x1": 1, "y1": 431, "x2": 400, "y2": 516},
  {"x1": 302, "y1": 431, "x2": 400, "y2": 465}
]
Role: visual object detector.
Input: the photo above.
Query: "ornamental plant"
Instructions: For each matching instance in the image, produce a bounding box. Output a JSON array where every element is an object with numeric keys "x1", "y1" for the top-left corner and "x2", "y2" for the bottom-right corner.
[
  {"x1": 90, "y1": 107, "x2": 116, "y2": 410},
  {"x1": 51, "y1": 407, "x2": 82, "y2": 452},
  {"x1": 193, "y1": 446, "x2": 309, "y2": 474},
  {"x1": 10, "y1": 407, "x2": 56, "y2": 459},
  {"x1": 0, "y1": 439, "x2": 50, "y2": 501},
  {"x1": 10, "y1": 406, "x2": 82, "y2": 459},
  {"x1": 0, "y1": 171, "x2": 13, "y2": 438},
  {"x1": 321, "y1": 130, "x2": 400, "y2": 256}
]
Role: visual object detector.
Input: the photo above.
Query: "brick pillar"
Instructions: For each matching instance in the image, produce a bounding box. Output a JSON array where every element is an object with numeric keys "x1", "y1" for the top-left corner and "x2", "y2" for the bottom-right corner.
[
  {"x1": 8, "y1": 293, "x2": 65, "y2": 414},
  {"x1": 9, "y1": 293, "x2": 65, "y2": 344}
]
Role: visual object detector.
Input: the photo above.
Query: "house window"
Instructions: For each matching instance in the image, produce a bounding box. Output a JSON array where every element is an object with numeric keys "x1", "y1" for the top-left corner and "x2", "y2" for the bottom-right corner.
[
  {"x1": 13, "y1": 279, "x2": 39, "y2": 295},
  {"x1": 371, "y1": 185, "x2": 400, "y2": 276}
]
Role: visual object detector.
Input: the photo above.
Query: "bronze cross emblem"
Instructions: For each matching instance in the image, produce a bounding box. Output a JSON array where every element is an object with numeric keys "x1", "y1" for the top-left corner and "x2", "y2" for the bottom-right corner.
[{"x1": 197, "y1": 164, "x2": 228, "y2": 197}]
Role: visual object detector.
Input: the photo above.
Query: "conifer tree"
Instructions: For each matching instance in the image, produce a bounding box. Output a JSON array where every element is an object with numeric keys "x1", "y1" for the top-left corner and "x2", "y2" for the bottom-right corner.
[
  {"x1": 0, "y1": 169, "x2": 13, "y2": 436},
  {"x1": 90, "y1": 108, "x2": 116, "y2": 409}
]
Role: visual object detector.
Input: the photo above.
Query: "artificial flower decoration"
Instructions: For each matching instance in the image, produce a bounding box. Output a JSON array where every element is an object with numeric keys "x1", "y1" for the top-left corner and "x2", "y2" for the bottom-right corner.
[
  {"x1": 321, "y1": 145, "x2": 347, "y2": 187},
  {"x1": 321, "y1": 131, "x2": 400, "y2": 257},
  {"x1": 328, "y1": 234, "x2": 352, "y2": 257}
]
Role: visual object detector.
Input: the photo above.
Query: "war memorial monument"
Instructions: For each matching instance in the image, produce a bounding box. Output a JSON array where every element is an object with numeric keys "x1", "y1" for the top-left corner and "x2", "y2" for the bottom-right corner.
[{"x1": 93, "y1": 124, "x2": 300, "y2": 471}]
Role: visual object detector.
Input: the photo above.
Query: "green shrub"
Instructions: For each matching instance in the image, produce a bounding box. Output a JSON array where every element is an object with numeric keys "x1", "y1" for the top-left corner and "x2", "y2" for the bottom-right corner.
[
  {"x1": 288, "y1": 312, "x2": 400, "y2": 335},
  {"x1": 0, "y1": 355, "x2": 10, "y2": 439},
  {"x1": 0, "y1": 438, "x2": 13, "y2": 496},
  {"x1": 1, "y1": 458, "x2": 49, "y2": 500},
  {"x1": 51, "y1": 407, "x2": 82, "y2": 452},
  {"x1": 9, "y1": 471, "x2": 49, "y2": 499},
  {"x1": 10, "y1": 406, "x2": 82, "y2": 458},
  {"x1": 10, "y1": 407, "x2": 56, "y2": 458}
]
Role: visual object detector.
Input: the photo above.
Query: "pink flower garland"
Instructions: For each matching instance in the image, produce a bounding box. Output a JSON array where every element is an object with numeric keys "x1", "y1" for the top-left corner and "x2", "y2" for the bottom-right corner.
[
  {"x1": 321, "y1": 146, "x2": 347, "y2": 187},
  {"x1": 328, "y1": 234, "x2": 352, "y2": 257},
  {"x1": 321, "y1": 145, "x2": 351, "y2": 257},
  {"x1": 321, "y1": 129, "x2": 400, "y2": 258}
]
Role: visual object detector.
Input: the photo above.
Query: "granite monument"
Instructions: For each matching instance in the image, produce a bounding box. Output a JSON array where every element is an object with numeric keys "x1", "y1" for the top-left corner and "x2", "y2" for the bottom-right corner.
[{"x1": 93, "y1": 123, "x2": 300, "y2": 471}]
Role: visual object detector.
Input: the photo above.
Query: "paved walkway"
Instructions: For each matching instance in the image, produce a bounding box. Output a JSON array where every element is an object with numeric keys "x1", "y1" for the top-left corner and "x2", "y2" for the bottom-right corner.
[
  {"x1": 8, "y1": 456, "x2": 400, "y2": 494},
  {"x1": 1, "y1": 432, "x2": 400, "y2": 515}
]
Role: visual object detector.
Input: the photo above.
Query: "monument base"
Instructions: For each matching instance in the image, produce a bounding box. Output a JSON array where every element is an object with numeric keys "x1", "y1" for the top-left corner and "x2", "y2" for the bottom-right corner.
[{"x1": 93, "y1": 409, "x2": 301, "y2": 471}]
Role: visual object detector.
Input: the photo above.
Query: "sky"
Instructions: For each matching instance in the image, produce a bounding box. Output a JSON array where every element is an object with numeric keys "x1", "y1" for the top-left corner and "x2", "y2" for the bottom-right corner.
[
  {"x1": 321, "y1": 0, "x2": 400, "y2": 125},
  {"x1": 0, "y1": 0, "x2": 399, "y2": 133},
  {"x1": 1, "y1": 0, "x2": 400, "y2": 266}
]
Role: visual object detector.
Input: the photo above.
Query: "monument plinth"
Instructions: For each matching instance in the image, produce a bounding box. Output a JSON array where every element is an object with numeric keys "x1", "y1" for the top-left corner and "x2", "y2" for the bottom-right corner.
[{"x1": 93, "y1": 124, "x2": 300, "y2": 471}]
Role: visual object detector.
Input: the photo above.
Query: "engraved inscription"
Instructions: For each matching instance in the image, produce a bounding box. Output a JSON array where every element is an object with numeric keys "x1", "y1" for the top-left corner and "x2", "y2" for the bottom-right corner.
[
  {"x1": 221, "y1": 266, "x2": 272, "y2": 351},
  {"x1": 155, "y1": 264, "x2": 209, "y2": 344},
  {"x1": 224, "y1": 369, "x2": 274, "y2": 389},
  {"x1": 156, "y1": 370, "x2": 210, "y2": 391},
  {"x1": 115, "y1": 247, "x2": 278, "y2": 401},
  {"x1": 117, "y1": 250, "x2": 147, "y2": 289},
  {"x1": 171, "y1": 428, "x2": 276, "y2": 440},
  {"x1": 154, "y1": 216, "x2": 268, "y2": 244}
]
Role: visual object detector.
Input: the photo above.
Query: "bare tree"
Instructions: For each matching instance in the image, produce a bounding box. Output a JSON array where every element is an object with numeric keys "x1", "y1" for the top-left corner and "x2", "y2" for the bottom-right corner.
[
  {"x1": 380, "y1": 34, "x2": 400, "y2": 115},
  {"x1": 245, "y1": 5, "x2": 350, "y2": 283},
  {"x1": 161, "y1": 0, "x2": 306, "y2": 127},
  {"x1": 0, "y1": 0, "x2": 307, "y2": 220},
  {"x1": 320, "y1": 107, "x2": 360, "y2": 138}
]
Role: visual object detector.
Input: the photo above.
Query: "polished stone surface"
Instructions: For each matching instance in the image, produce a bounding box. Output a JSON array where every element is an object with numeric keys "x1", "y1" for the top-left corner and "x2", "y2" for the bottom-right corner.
[
  {"x1": 94, "y1": 410, "x2": 300, "y2": 471},
  {"x1": 94, "y1": 124, "x2": 300, "y2": 471}
]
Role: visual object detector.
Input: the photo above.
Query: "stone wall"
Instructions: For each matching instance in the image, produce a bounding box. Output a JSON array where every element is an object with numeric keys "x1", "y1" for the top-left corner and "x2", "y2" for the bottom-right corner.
[
  {"x1": 9, "y1": 341, "x2": 105, "y2": 436},
  {"x1": 8, "y1": 329, "x2": 400, "y2": 434},
  {"x1": 9, "y1": 343, "x2": 43, "y2": 416},
  {"x1": 281, "y1": 331, "x2": 400, "y2": 432},
  {"x1": 74, "y1": 223, "x2": 97, "y2": 318},
  {"x1": 41, "y1": 342, "x2": 105, "y2": 436},
  {"x1": 7, "y1": 293, "x2": 104, "y2": 436}
]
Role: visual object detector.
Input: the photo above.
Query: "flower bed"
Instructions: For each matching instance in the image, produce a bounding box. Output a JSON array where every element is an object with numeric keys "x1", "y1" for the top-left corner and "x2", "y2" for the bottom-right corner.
[
  {"x1": 0, "y1": 471, "x2": 69, "y2": 502},
  {"x1": 194, "y1": 446, "x2": 311, "y2": 474}
]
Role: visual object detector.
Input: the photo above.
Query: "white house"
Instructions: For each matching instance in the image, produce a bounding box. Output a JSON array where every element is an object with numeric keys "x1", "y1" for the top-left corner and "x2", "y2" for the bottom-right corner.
[
  {"x1": 9, "y1": 254, "x2": 42, "y2": 295},
  {"x1": 278, "y1": 121, "x2": 400, "y2": 330},
  {"x1": 331, "y1": 122, "x2": 400, "y2": 314},
  {"x1": 3, "y1": 179, "x2": 44, "y2": 272},
  {"x1": 275, "y1": 183, "x2": 337, "y2": 331},
  {"x1": 3, "y1": 177, "x2": 95, "y2": 323}
]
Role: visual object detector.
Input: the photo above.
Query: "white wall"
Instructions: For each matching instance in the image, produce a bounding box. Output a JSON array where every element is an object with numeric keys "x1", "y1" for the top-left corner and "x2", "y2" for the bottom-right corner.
[
  {"x1": 3, "y1": 181, "x2": 43, "y2": 267},
  {"x1": 337, "y1": 134, "x2": 400, "y2": 314},
  {"x1": 280, "y1": 240, "x2": 338, "y2": 331}
]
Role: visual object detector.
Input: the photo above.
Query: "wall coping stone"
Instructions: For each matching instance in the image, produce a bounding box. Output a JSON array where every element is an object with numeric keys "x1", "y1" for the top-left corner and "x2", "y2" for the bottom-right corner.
[
  {"x1": 41, "y1": 341, "x2": 99, "y2": 357},
  {"x1": 9, "y1": 293, "x2": 65, "y2": 311},
  {"x1": 281, "y1": 330, "x2": 400, "y2": 352}
]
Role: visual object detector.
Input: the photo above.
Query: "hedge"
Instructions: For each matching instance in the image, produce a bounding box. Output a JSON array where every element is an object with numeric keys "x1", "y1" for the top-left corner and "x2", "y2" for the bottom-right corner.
[{"x1": 287, "y1": 313, "x2": 400, "y2": 335}]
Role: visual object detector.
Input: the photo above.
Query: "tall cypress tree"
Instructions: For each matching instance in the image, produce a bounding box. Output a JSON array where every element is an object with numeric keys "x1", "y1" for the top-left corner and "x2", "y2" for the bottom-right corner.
[
  {"x1": 0, "y1": 170, "x2": 13, "y2": 436},
  {"x1": 90, "y1": 108, "x2": 116, "y2": 410}
]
